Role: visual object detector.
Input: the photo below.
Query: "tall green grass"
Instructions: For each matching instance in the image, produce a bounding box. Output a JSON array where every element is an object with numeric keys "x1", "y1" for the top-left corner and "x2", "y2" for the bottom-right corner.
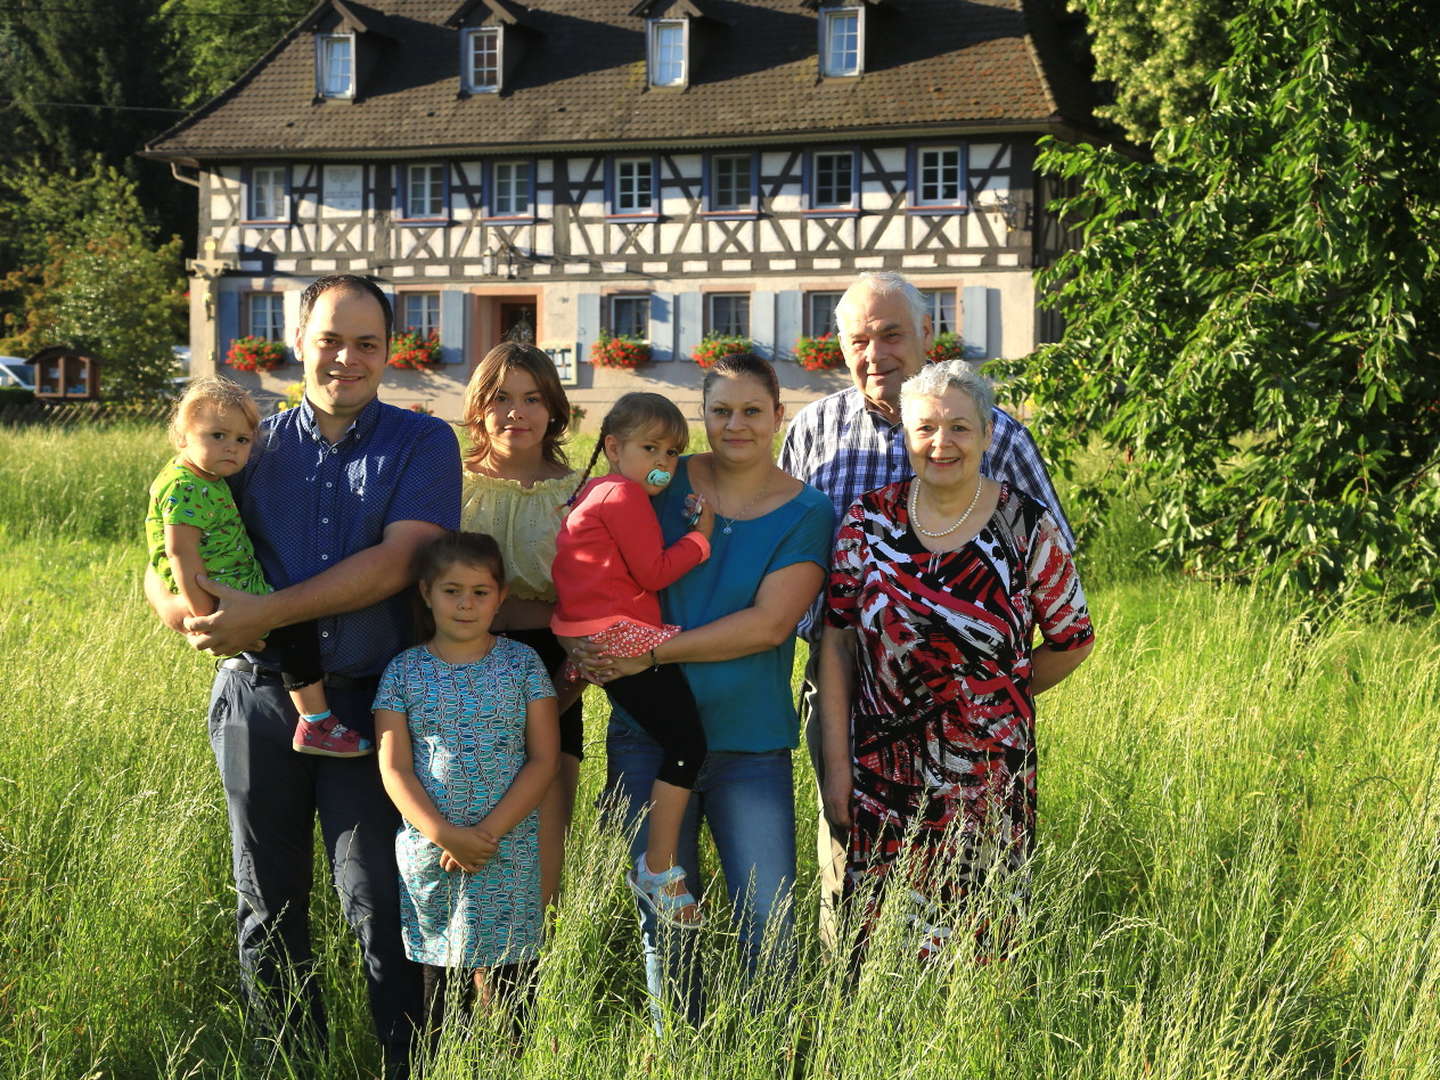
[{"x1": 2, "y1": 425, "x2": 1438, "y2": 1078}]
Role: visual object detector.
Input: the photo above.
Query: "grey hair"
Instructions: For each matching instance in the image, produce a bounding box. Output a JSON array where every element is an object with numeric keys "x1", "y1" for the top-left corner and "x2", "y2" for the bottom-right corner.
[
  {"x1": 900, "y1": 359, "x2": 995, "y2": 433},
  {"x1": 834, "y1": 270, "x2": 930, "y2": 337}
]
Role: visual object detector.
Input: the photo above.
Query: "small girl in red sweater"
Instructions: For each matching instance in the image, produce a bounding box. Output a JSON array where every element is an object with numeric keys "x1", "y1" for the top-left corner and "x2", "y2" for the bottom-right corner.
[{"x1": 552, "y1": 392, "x2": 714, "y2": 927}]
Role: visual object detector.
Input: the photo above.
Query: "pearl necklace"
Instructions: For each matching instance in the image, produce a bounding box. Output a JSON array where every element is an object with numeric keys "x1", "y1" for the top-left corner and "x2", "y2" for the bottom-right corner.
[{"x1": 908, "y1": 476, "x2": 984, "y2": 538}]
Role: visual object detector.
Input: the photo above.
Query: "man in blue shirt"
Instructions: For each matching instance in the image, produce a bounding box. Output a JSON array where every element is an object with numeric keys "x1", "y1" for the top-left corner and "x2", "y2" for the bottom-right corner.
[
  {"x1": 778, "y1": 270, "x2": 1070, "y2": 953},
  {"x1": 146, "y1": 275, "x2": 459, "y2": 1076}
]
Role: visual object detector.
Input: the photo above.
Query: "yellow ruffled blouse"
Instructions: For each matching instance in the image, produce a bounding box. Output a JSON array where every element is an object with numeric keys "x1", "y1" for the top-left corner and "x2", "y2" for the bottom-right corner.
[{"x1": 459, "y1": 469, "x2": 578, "y2": 603}]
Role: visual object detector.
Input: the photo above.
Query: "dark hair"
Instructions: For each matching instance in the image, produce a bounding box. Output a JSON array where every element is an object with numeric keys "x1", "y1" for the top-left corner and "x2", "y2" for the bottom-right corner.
[
  {"x1": 701, "y1": 352, "x2": 781, "y2": 408},
  {"x1": 411, "y1": 531, "x2": 506, "y2": 641},
  {"x1": 297, "y1": 274, "x2": 394, "y2": 342},
  {"x1": 571, "y1": 392, "x2": 690, "y2": 502},
  {"x1": 461, "y1": 342, "x2": 571, "y2": 471}
]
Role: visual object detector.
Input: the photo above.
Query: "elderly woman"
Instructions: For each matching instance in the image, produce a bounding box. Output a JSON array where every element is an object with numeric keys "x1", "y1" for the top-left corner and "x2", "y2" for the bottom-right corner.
[{"x1": 818, "y1": 360, "x2": 1094, "y2": 958}]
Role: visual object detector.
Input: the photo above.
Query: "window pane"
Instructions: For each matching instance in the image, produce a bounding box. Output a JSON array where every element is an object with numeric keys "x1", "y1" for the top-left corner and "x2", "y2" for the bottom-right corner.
[
  {"x1": 652, "y1": 22, "x2": 684, "y2": 86},
  {"x1": 923, "y1": 289, "x2": 956, "y2": 335},
  {"x1": 403, "y1": 294, "x2": 440, "y2": 336},
  {"x1": 470, "y1": 29, "x2": 499, "y2": 89},
  {"x1": 321, "y1": 35, "x2": 352, "y2": 96},
  {"x1": 251, "y1": 167, "x2": 285, "y2": 220},
  {"x1": 918, "y1": 148, "x2": 961, "y2": 204},
  {"x1": 712, "y1": 155, "x2": 751, "y2": 210},
  {"x1": 807, "y1": 291, "x2": 844, "y2": 335},
  {"x1": 611, "y1": 296, "x2": 648, "y2": 339},
  {"x1": 824, "y1": 11, "x2": 859, "y2": 76},
  {"x1": 814, "y1": 152, "x2": 852, "y2": 207},
  {"x1": 250, "y1": 293, "x2": 285, "y2": 339},
  {"x1": 617, "y1": 159, "x2": 652, "y2": 212},
  {"x1": 408, "y1": 165, "x2": 445, "y2": 218},
  {"x1": 708, "y1": 294, "x2": 750, "y2": 337},
  {"x1": 493, "y1": 162, "x2": 530, "y2": 215}
]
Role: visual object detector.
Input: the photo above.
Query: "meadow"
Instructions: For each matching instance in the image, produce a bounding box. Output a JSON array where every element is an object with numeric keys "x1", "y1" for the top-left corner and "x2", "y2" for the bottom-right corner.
[{"x1": 1, "y1": 422, "x2": 1438, "y2": 1079}]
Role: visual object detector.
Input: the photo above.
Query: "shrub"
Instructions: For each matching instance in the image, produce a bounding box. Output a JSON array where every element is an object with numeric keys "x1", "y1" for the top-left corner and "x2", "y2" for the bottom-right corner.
[
  {"x1": 388, "y1": 329, "x2": 441, "y2": 370},
  {"x1": 590, "y1": 333, "x2": 651, "y2": 369},
  {"x1": 692, "y1": 334, "x2": 751, "y2": 369},
  {"x1": 794, "y1": 333, "x2": 844, "y2": 372},
  {"x1": 225, "y1": 336, "x2": 287, "y2": 372}
]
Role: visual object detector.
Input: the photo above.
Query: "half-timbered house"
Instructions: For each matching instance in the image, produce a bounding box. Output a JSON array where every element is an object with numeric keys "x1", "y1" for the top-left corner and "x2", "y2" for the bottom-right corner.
[{"x1": 142, "y1": 0, "x2": 1096, "y2": 422}]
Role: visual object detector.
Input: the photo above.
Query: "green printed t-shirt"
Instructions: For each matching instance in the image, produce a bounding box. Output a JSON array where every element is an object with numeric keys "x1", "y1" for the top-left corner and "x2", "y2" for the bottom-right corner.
[{"x1": 146, "y1": 457, "x2": 271, "y2": 596}]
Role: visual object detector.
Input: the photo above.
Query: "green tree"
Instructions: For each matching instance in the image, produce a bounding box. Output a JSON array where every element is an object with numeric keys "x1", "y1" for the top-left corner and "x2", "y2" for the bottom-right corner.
[
  {"x1": 160, "y1": 0, "x2": 311, "y2": 108},
  {"x1": 997, "y1": 0, "x2": 1440, "y2": 607},
  {"x1": 1070, "y1": 0, "x2": 1238, "y2": 146}
]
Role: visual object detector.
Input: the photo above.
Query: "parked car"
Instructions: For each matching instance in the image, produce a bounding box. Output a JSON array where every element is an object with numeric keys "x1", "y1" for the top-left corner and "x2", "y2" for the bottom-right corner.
[{"x1": 0, "y1": 358, "x2": 35, "y2": 391}]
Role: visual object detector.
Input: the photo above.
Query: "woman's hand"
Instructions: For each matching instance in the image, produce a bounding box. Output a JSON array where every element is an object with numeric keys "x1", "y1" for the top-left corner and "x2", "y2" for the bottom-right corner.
[{"x1": 822, "y1": 769, "x2": 853, "y2": 830}]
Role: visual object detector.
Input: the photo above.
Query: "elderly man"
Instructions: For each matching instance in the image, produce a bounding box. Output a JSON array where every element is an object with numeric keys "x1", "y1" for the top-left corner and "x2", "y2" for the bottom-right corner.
[
  {"x1": 777, "y1": 270, "x2": 1072, "y2": 950},
  {"x1": 146, "y1": 275, "x2": 459, "y2": 1077}
]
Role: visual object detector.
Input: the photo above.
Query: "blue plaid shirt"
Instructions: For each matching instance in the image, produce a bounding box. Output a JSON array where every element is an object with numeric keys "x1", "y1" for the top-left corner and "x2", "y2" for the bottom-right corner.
[
  {"x1": 230, "y1": 397, "x2": 461, "y2": 677},
  {"x1": 778, "y1": 386, "x2": 1072, "y2": 642}
]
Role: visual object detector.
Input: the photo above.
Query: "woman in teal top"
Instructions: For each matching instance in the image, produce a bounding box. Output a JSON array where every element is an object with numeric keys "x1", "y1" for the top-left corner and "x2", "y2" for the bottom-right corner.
[{"x1": 584, "y1": 352, "x2": 833, "y2": 1021}]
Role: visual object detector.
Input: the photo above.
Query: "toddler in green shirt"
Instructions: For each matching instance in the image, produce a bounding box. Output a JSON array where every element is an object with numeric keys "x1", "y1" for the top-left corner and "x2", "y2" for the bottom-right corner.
[{"x1": 145, "y1": 376, "x2": 370, "y2": 757}]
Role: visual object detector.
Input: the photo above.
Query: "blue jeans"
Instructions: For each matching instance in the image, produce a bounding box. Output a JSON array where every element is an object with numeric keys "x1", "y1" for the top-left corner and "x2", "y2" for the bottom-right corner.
[{"x1": 605, "y1": 719, "x2": 797, "y2": 1026}]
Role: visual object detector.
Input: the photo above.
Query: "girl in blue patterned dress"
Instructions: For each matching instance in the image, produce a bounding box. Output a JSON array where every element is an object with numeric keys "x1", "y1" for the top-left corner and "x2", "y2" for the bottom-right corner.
[{"x1": 373, "y1": 531, "x2": 559, "y2": 1040}]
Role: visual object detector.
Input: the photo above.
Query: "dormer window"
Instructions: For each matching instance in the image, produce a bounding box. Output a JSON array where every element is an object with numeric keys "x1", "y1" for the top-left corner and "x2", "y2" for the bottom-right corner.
[
  {"x1": 820, "y1": 7, "x2": 863, "y2": 77},
  {"x1": 464, "y1": 26, "x2": 501, "y2": 92},
  {"x1": 317, "y1": 33, "x2": 355, "y2": 97},
  {"x1": 648, "y1": 19, "x2": 687, "y2": 87}
]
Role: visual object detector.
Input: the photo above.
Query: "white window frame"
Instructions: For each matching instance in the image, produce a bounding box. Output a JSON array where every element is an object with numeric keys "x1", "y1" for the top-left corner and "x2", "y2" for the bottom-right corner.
[
  {"x1": 706, "y1": 293, "x2": 751, "y2": 338},
  {"x1": 922, "y1": 289, "x2": 957, "y2": 335},
  {"x1": 614, "y1": 157, "x2": 654, "y2": 214},
  {"x1": 806, "y1": 291, "x2": 845, "y2": 336},
  {"x1": 247, "y1": 165, "x2": 288, "y2": 222},
  {"x1": 609, "y1": 295, "x2": 650, "y2": 340},
  {"x1": 647, "y1": 19, "x2": 687, "y2": 87},
  {"x1": 811, "y1": 150, "x2": 855, "y2": 209},
  {"x1": 248, "y1": 292, "x2": 286, "y2": 340},
  {"x1": 400, "y1": 293, "x2": 441, "y2": 337},
  {"x1": 820, "y1": 7, "x2": 863, "y2": 78},
  {"x1": 917, "y1": 147, "x2": 963, "y2": 206},
  {"x1": 491, "y1": 161, "x2": 532, "y2": 217},
  {"x1": 464, "y1": 26, "x2": 501, "y2": 93},
  {"x1": 710, "y1": 153, "x2": 752, "y2": 212},
  {"x1": 403, "y1": 163, "x2": 448, "y2": 220},
  {"x1": 316, "y1": 33, "x2": 355, "y2": 98}
]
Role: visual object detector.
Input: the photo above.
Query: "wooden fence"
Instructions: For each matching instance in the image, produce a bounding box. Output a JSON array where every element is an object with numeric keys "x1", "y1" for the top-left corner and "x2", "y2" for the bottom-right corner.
[{"x1": 0, "y1": 401, "x2": 171, "y2": 428}]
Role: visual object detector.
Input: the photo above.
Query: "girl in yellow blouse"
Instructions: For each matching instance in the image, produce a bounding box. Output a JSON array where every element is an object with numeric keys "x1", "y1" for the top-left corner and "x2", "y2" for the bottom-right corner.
[{"x1": 459, "y1": 342, "x2": 581, "y2": 909}]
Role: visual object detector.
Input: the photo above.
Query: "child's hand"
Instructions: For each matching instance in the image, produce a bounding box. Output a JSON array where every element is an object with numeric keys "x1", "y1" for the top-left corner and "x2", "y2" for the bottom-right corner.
[
  {"x1": 439, "y1": 824, "x2": 499, "y2": 872},
  {"x1": 687, "y1": 493, "x2": 715, "y2": 540}
]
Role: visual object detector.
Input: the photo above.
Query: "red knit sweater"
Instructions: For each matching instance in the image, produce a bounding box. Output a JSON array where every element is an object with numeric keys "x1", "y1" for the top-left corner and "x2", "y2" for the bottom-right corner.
[{"x1": 550, "y1": 474, "x2": 710, "y2": 637}]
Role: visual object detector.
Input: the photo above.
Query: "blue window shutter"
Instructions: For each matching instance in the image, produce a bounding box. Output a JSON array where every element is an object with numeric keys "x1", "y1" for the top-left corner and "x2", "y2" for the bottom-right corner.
[
  {"x1": 774, "y1": 289, "x2": 802, "y2": 361},
  {"x1": 440, "y1": 290, "x2": 468, "y2": 365},
  {"x1": 675, "y1": 292, "x2": 702, "y2": 362},
  {"x1": 217, "y1": 289, "x2": 240, "y2": 359},
  {"x1": 985, "y1": 286, "x2": 1002, "y2": 358},
  {"x1": 962, "y1": 285, "x2": 989, "y2": 359},
  {"x1": 649, "y1": 292, "x2": 674, "y2": 363},
  {"x1": 578, "y1": 292, "x2": 602, "y2": 361},
  {"x1": 751, "y1": 290, "x2": 775, "y2": 359}
]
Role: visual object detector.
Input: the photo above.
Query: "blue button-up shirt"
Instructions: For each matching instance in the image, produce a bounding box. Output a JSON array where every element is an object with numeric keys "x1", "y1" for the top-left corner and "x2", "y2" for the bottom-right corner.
[
  {"x1": 778, "y1": 385, "x2": 1072, "y2": 642},
  {"x1": 230, "y1": 396, "x2": 461, "y2": 677}
]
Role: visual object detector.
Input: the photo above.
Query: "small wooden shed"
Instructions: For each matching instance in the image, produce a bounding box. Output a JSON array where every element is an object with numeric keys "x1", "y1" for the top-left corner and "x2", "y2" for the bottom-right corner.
[{"x1": 30, "y1": 346, "x2": 102, "y2": 400}]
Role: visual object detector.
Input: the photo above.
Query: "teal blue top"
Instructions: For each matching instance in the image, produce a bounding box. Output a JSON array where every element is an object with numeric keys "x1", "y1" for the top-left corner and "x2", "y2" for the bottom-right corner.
[{"x1": 612, "y1": 456, "x2": 834, "y2": 753}]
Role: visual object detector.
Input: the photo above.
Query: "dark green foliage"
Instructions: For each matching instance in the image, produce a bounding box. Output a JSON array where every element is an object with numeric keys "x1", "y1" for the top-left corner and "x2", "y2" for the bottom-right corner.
[
  {"x1": 996, "y1": 0, "x2": 1440, "y2": 607},
  {"x1": 160, "y1": 0, "x2": 313, "y2": 108}
]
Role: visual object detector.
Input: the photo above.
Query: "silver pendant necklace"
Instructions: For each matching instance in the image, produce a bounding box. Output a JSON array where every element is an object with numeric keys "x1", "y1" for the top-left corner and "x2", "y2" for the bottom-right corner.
[
  {"x1": 908, "y1": 476, "x2": 984, "y2": 539},
  {"x1": 713, "y1": 475, "x2": 771, "y2": 535}
]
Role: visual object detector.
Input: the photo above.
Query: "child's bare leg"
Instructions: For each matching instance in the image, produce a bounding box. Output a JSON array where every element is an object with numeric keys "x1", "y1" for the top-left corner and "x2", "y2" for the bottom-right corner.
[
  {"x1": 289, "y1": 681, "x2": 329, "y2": 718},
  {"x1": 643, "y1": 779, "x2": 700, "y2": 924},
  {"x1": 474, "y1": 961, "x2": 535, "y2": 1045}
]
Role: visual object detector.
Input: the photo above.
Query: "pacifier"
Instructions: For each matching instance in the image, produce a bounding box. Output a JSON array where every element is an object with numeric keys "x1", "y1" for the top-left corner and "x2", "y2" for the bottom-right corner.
[{"x1": 645, "y1": 468, "x2": 673, "y2": 487}]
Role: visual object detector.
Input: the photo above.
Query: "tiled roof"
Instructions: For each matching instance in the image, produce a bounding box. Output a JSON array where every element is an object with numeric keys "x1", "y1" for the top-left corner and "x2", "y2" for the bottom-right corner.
[{"x1": 143, "y1": 0, "x2": 1095, "y2": 160}]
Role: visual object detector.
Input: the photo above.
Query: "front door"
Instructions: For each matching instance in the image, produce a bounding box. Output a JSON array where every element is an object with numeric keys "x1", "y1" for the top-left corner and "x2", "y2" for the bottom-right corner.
[{"x1": 499, "y1": 302, "x2": 536, "y2": 344}]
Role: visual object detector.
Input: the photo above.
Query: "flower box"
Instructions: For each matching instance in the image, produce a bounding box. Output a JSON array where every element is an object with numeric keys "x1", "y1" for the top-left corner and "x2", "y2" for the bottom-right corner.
[
  {"x1": 590, "y1": 333, "x2": 651, "y2": 369},
  {"x1": 794, "y1": 332, "x2": 845, "y2": 372},
  {"x1": 225, "y1": 336, "x2": 288, "y2": 372},
  {"x1": 691, "y1": 334, "x2": 752, "y2": 369},
  {"x1": 388, "y1": 329, "x2": 442, "y2": 370},
  {"x1": 926, "y1": 331, "x2": 966, "y2": 364}
]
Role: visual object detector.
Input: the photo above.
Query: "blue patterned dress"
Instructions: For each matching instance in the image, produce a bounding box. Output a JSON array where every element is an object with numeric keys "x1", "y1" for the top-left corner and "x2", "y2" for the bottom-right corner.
[{"x1": 373, "y1": 638, "x2": 554, "y2": 968}]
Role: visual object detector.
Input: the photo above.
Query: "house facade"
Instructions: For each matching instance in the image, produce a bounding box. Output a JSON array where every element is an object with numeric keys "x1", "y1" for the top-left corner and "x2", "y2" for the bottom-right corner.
[{"x1": 142, "y1": 0, "x2": 1095, "y2": 426}]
